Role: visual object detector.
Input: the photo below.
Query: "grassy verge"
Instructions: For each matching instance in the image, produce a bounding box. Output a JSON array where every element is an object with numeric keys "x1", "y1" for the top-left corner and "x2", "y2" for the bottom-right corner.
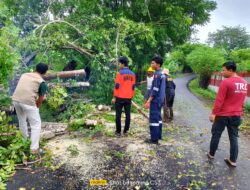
[
  {"x1": 188, "y1": 78, "x2": 216, "y2": 101},
  {"x1": 189, "y1": 78, "x2": 250, "y2": 135}
]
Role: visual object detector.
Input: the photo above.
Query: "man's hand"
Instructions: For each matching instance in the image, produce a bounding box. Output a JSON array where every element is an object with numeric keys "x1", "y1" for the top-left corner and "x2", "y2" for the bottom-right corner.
[
  {"x1": 144, "y1": 101, "x2": 150, "y2": 109},
  {"x1": 36, "y1": 96, "x2": 45, "y2": 108},
  {"x1": 112, "y1": 98, "x2": 116, "y2": 103},
  {"x1": 209, "y1": 114, "x2": 216, "y2": 123}
]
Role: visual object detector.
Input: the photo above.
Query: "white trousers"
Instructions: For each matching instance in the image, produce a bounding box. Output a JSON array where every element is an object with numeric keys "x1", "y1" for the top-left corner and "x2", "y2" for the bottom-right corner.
[{"x1": 13, "y1": 101, "x2": 41, "y2": 150}]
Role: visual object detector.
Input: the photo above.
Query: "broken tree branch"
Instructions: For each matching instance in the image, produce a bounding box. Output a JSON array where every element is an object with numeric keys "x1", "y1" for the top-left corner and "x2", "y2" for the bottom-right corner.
[
  {"x1": 131, "y1": 101, "x2": 149, "y2": 119},
  {"x1": 0, "y1": 132, "x2": 16, "y2": 136},
  {"x1": 64, "y1": 42, "x2": 94, "y2": 57},
  {"x1": 47, "y1": 82, "x2": 90, "y2": 88},
  {"x1": 15, "y1": 157, "x2": 45, "y2": 166},
  {"x1": 36, "y1": 20, "x2": 84, "y2": 39}
]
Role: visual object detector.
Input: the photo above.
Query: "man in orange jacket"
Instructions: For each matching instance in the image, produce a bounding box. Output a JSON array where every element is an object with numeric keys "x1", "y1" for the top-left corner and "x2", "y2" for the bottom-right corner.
[{"x1": 112, "y1": 57, "x2": 136, "y2": 136}]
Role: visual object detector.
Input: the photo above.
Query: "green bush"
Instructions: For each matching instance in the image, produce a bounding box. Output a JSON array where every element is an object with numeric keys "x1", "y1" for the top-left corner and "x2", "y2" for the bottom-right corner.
[
  {"x1": 244, "y1": 104, "x2": 250, "y2": 112},
  {"x1": 68, "y1": 119, "x2": 86, "y2": 131},
  {"x1": 86, "y1": 57, "x2": 116, "y2": 105},
  {"x1": 66, "y1": 145, "x2": 79, "y2": 157},
  {"x1": 0, "y1": 92, "x2": 11, "y2": 108},
  {"x1": 39, "y1": 102, "x2": 57, "y2": 122},
  {"x1": 229, "y1": 49, "x2": 250, "y2": 72},
  {"x1": 0, "y1": 111, "x2": 31, "y2": 189},
  {"x1": 58, "y1": 102, "x2": 95, "y2": 122},
  {"x1": 131, "y1": 88, "x2": 145, "y2": 113},
  {"x1": 47, "y1": 86, "x2": 68, "y2": 110},
  {"x1": 187, "y1": 46, "x2": 225, "y2": 88}
]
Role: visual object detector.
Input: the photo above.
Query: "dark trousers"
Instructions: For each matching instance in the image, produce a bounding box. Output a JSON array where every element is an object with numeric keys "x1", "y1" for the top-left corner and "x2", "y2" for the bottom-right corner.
[
  {"x1": 163, "y1": 95, "x2": 175, "y2": 121},
  {"x1": 209, "y1": 116, "x2": 241, "y2": 162},
  {"x1": 115, "y1": 98, "x2": 131, "y2": 134},
  {"x1": 149, "y1": 102, "x2": 163, "y2": 142}
]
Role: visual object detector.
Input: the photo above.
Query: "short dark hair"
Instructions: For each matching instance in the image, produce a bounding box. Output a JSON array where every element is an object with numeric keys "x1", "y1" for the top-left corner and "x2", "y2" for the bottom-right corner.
[
  {"x1": 223, "y1": 61, "x2": 237, "y2": 72},
  {"x1": 152, "y1": 55, "x2": 163, "y2": 66},
  {"x1": 36, "y1": 63, "x2": 48, "y2": 74},
  {"x1": 119, "y1": 56, "x2": 129, "y2": 67}
]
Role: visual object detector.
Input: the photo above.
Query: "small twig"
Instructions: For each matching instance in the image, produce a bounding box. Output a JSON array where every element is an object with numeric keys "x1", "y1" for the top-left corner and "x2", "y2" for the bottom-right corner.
[
  {"x1": 66, "y1": 42, "x2": 94, "y2": 57},
  {"x1": 145, "y1": 0, "x2": 152, "y2": 22},
  {"x1": 15, "y1": 157, "x2": 45, "y2": 166},
  {"x1": 15, "y1": 167, "x2": 33, "y2": 171},
  {"x1": 0, "y1": 132, "x2": 16, "y2": 136},
  {"x1": 115, "y1": 24, "x2": 122, "y2": 71},
  {"x1": 70, "y1": 99, "x2": 93, "y2": 103}
]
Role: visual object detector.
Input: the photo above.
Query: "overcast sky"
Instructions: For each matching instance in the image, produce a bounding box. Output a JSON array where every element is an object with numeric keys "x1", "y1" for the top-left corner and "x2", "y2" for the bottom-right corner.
[{"x1": 195, "y1": 0, "x2": 250, "y2": 43}]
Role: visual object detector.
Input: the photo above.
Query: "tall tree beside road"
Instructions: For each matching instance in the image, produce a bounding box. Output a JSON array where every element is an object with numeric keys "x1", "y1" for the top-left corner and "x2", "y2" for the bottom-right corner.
[
  {"x1": 207, "y1": 26, "x2": 250, "y2": 51},
  {"x1": 187, "y1": 45, "x2": 225, "y2": 89},
  {"x1": 0, "y1": 1, "x2": 20, "y2": 87}
]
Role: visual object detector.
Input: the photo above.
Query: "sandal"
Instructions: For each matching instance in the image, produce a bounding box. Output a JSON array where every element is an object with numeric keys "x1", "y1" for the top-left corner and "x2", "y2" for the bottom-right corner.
[
  {"x1": 207, "y1": 153, "x2": 214, "y2": 160},
  {"x1": 224, "y1": 158, "x2": 237, "y2": 167},
  {"x1": 31, "y1": 148, "x2": 44, "y2": 156}
]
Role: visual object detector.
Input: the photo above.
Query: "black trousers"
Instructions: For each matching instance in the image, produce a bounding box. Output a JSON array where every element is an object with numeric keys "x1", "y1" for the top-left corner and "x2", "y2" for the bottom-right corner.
[
  {"x1": 209, "y1": 116, "x2": 241, "y2": 162},
  {"x1": 115, "y1": 98, "x2": 132, "y2": 134},
  {"x1": 163, "y1": 95, "x2": 175, "y2": 121}
]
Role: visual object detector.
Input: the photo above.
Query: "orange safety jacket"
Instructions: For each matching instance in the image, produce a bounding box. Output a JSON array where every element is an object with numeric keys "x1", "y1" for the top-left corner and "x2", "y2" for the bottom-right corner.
[{"x1": 113, "y1": 68, "x2": 136, "y2": 99}]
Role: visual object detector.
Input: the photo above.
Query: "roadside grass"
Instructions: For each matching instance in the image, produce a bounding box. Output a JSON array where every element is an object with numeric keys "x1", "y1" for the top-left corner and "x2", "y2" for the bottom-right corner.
[
  {"x1": 189, "y1": 78, "x2": 250, "y2": 135},
  {"x1": 188, "y1": 79, "x2": 216, "y2": 101}
]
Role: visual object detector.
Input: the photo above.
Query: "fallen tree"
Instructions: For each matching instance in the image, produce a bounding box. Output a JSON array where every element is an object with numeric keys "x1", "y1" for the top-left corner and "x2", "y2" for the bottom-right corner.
[{"x1": 43, "y1": 69, "x2": 86, "y2": 80}]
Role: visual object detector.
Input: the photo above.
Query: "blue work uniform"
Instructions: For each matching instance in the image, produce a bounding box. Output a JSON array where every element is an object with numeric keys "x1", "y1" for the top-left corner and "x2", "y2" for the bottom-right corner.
[{"x1": 149, "y1": 69, "x2": 166, "y2": 142}]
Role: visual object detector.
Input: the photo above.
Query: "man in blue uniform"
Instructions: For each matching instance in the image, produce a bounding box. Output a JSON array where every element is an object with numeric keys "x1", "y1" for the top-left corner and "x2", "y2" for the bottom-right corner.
[{"x1": 144, "y1": 55, "x2": 166, "y2": 144}]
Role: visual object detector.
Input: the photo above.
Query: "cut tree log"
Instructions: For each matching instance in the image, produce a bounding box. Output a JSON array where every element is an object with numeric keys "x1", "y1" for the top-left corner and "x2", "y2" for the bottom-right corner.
[
  {"x1": 69, "y1": 119, "x2": 100, "y2": 129},
  {"x1": 41, "y1": 122, "x2": 68, "y2": 139},
  {"x1": 43, "y1": 69, "x2": 85, "y2": 80},
  {"x1": 97, "y1": 105, "x2": 111, "y2": 111},
  {"x1": 85, "y1": 119, "x2": 98, "y2": 126},
  {"x1": 131, "y1": 101, "x2": 149, "y2": 119},
  {"x1": 40, "y1": 131, "x2": 55, "y2": 140},
  {"x1": 41, "y1": 122, "x2": 68, "y2": 133},
  {"x1": 47, "y1": 82, "x2": 90, "y2": 88}
]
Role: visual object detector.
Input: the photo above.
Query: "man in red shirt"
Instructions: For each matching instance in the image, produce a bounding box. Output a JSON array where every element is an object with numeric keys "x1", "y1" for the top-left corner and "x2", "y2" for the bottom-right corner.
[{"x1": 207, "y1": 61, "x2": 248, "y2": 167}]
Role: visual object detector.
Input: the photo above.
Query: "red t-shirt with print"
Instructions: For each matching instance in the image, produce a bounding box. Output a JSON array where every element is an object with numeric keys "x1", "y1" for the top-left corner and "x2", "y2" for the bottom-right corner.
[{"x1": 212, "y1": 76, "x2": 248, "y2": 116}]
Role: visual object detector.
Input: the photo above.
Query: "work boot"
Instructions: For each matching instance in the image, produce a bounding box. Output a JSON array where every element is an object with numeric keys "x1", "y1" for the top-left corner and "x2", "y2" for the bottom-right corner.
[
  {"x1": 170, "y1": 109, "x2": 174, "y2": 120},
  {"x1": 123, "y1": 131, "x2": 129, "y2": 137},
  {"x1": 144, "y1": 139, "x2": 159, "y2": 145},
  {"x1": 115, "y1": 132, "x2": 121, "y2": 137}
]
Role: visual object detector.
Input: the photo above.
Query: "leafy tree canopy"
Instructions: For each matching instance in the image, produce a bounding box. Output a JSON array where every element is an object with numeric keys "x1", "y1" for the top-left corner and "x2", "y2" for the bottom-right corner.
[
  {"x1": 207, "y1": 26, "x2": 250, "y2": 51},
  {"x1": 0, "y1": 1, "x2": 20, "y2": 87},
  {"x1": 229, "y1": 48, "x2": 250, "y2": 72},
  {"x1": 1, "y1": 0, "x2": 217, "y2": 103},
  {"x1": 187, "y1": 45, "x2": 225, "y2": 88}
]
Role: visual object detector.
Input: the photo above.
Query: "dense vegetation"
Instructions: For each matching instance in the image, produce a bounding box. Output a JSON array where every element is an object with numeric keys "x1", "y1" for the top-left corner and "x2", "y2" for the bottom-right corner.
[
  {"x1": 1, "y1": 0, "x2": 217, "y2": 103},
  {"x1": 166, "y1": 41, "x2": 250, "y2": 89},
  {"x1": 1, "y1": 0, "x2": 250, "y2": 188}
]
